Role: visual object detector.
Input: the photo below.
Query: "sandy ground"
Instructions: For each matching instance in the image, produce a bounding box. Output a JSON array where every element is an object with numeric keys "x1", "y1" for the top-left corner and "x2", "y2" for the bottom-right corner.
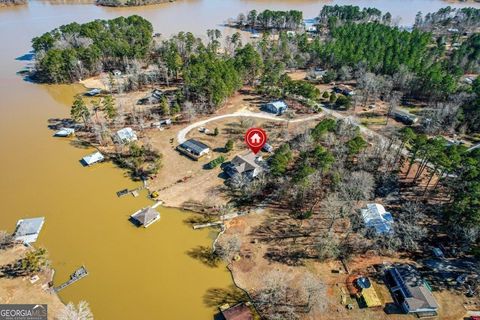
[{"x1": 0, "y1": 245, "x2": 65, "y2": 320}]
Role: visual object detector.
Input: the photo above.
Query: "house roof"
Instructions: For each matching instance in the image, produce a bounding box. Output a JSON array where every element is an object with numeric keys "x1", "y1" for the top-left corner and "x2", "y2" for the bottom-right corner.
[
  {"x1": 179, "y1": 139, "x2": 210, "y2": 155},
  {"x1": 221, "y1": 303, "x2": 253, "y2": 320},
  {"x1": 230, "y1": 153, "x2": 261, "y2": 174},
  {"x1": 131, "y1": 207, "x2": 159, "y2": 226},
  {"x1": 389, "y1": 265, "x2": 439, "y2": 312},
  {"x1": 14, "y1": 217, "x2": 45, "y2": 243},
  {"x1": 361, "y1": 203, "x2": 394, "y2": 234},
  {"x1": 116, "y1": 127, "x2": 137, "y2": 142}
]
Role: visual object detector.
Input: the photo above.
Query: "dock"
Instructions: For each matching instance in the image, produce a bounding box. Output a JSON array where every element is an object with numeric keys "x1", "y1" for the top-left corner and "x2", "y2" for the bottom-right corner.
[{"x1": 54, "y1": 266, "x2": 88, "y2": 293}]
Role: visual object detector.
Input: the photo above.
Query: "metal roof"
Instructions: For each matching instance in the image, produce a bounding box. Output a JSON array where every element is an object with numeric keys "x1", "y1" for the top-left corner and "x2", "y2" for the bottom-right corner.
[
  {"x1": 131, "y1": 207, "x2": 160, "y2": 227},
  {"x1": 361, "y1": 203, "x2": 394, "y2": 234},
  {"x1": 82, "y1": 151, "x2": 104, "y2": 165},
  {"x1": 389, "y1": 265, "x2": 439, "y2": 312},
  {"x1": 116, "y1": 127, "x2": 137, "y2": 142},
  {"x1": 179, "y1": 139, "x2": 209, "y2": 156},
  {"x1": 14, "y1": 217, "x2": 45, "y2": 244}
]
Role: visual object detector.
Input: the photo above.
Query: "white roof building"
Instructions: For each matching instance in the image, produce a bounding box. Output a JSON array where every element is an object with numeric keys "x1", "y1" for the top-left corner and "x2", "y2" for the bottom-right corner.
[
  {"x1": 263, "y1": 101, "x2": 288, "y2": 115},
  {"x1": 361, "y1": 203, "x2": 394, "y2": 235},
  {"x1": 14, "y1": 217, "x2": 45, "y2": 244},
  {"x1": 82, "y1": 151, "x2": 105, "y2": 166},
  {"x1": 115, "y1": 127, "x2": 138, "y2": 144}
]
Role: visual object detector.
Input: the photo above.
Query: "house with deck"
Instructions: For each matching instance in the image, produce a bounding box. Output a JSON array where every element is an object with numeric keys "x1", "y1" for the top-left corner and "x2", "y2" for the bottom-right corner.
[
  {"x1": 176, "y1": 139, "x2": 210, "y2": 160},
  {"x1": 224, "y1": 153, "x2": 263, "y2": 180},
  {"x1": 385, "y1": 264, "x2": 439, "y2": 316}
]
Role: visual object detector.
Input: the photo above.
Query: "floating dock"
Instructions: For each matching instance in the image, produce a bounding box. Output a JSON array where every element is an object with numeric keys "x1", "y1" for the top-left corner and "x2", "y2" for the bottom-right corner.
[{"x1": 54, "y1": 266, "x2": 88, "y2": 293}]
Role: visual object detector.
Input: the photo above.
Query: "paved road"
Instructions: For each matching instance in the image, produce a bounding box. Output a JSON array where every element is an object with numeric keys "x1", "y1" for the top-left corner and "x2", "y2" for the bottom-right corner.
[{"x1": 176, "y1": 110, "x2": 325, "y2": 144}]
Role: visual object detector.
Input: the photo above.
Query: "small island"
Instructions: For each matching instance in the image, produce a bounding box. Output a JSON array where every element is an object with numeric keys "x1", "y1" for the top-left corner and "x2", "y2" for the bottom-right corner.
[{"x1": 96, "y1": 0, "x2": 174, "y2": 7}]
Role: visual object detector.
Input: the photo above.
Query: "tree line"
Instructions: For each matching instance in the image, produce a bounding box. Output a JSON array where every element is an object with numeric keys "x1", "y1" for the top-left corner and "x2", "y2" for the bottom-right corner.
[{"x1": 234, "y1": 9, "x2": 303, "y2": 31}]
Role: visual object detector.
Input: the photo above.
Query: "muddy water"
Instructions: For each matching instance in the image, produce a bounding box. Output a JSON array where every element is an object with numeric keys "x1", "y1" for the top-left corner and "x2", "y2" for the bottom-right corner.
[{"x1": 1, "y1": 0, "x2": 479, "y2": 319}]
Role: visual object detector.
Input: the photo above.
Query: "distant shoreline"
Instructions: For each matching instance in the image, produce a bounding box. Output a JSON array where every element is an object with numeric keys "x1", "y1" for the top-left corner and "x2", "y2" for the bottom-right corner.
[{"x1": 95, "y1": 0, "x2": 174, "y2": 7}]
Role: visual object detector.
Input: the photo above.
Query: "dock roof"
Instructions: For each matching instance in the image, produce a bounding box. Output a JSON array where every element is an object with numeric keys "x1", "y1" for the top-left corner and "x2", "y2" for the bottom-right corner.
[
  {"x1": 82, "y1": 151, "x2": 104, "y2": 166},
  {"x1": 14, "y1": 217, "x2": 45, "y2": 244},
  {"x1": 130, "y1": 207, "x2": 160, "y2": 228}
]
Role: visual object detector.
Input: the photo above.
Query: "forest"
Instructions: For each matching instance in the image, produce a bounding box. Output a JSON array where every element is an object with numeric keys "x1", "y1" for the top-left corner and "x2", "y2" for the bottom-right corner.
[
  {"x1": 233, "y1": 9, "x2": 304, "y2": 31},
  {"x1": 318, "y1": 5, "x2": 392, "y2": 28},
  {"x1": 32, "y1": 16, "x2": 153, "y2": 83}
]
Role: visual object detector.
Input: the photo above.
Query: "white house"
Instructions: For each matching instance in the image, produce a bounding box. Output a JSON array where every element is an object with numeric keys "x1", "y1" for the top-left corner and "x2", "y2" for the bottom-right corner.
[
  {"x1": 82, "y1": 151, "x2": 105, "y2": 166},
  {"x1": 263, "y1": 101, "x2": 288, "y2": 115},
  {"x1": 14, "y1": 217, "x2": 45, "y2": 244},
  {"x1": 115, "y1": 127, "x2": 138, "y2": 144}
]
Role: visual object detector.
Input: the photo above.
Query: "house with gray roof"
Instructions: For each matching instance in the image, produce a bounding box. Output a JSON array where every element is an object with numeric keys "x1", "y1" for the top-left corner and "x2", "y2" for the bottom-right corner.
[
  {"x1": 176, "y1": 139, "x2": 210, "y2": 160},
  {"x1": 14, "y1": 217, "x2": 45, "y2": 244},
  {"x1": 224, "y1": 153, "x2": 263, "y2": 180},
  {"x1": 385, "y1": 264, "x2": 439, "y2": 316}
]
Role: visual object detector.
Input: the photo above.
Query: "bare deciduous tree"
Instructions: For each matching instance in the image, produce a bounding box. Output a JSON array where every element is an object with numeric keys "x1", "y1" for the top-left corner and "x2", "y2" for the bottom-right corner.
[{"x1": 59, "y1": 301, "x2": 93, "y2": 320}]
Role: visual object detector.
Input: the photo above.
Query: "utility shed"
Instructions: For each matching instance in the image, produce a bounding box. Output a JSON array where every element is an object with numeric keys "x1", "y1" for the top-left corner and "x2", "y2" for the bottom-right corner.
[
  {"x1": 14, "y1": 217, "x2": 45, "y2": 244},
  {"x1": 361, "y1": 203, "x2": 394, "y2": 235},
  {"x1": 130, "y1": 207, "x2": 160, "y2": 228}
]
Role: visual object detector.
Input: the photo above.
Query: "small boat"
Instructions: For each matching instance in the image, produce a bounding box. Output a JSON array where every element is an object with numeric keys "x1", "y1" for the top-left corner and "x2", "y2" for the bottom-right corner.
[{"x1": 54, "y1": 127, "x2": 75, "y2": 137}]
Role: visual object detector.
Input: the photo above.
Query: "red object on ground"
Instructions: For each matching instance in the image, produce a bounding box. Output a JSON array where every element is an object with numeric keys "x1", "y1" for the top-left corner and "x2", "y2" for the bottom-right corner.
[{"x1": 244, "y1": 128, "x2": 267, "y2": 154}]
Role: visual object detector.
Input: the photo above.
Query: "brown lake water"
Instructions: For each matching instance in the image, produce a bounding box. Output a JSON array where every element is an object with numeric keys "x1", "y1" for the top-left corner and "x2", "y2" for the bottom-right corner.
[{"x1": 0, "y1": 0, "x2": 479, "y2": 319}]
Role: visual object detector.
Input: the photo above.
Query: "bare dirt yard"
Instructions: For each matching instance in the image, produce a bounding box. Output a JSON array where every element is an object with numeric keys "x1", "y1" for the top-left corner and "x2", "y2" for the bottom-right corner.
[
  {"x1": 0, "y1": 245, "x2": 65, "y2": 320},
  {"x1": 223, "y1": 211, "x2": 472, "y2": 320},
  {"x1": 147, "y1": 114, "x2": 321, "y2": 208}
]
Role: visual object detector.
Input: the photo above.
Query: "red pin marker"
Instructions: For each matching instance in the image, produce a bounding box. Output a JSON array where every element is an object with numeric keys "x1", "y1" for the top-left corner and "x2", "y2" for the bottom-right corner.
[{"x1": 245, "y1": 128, "x2": 267, "y2": 154}]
